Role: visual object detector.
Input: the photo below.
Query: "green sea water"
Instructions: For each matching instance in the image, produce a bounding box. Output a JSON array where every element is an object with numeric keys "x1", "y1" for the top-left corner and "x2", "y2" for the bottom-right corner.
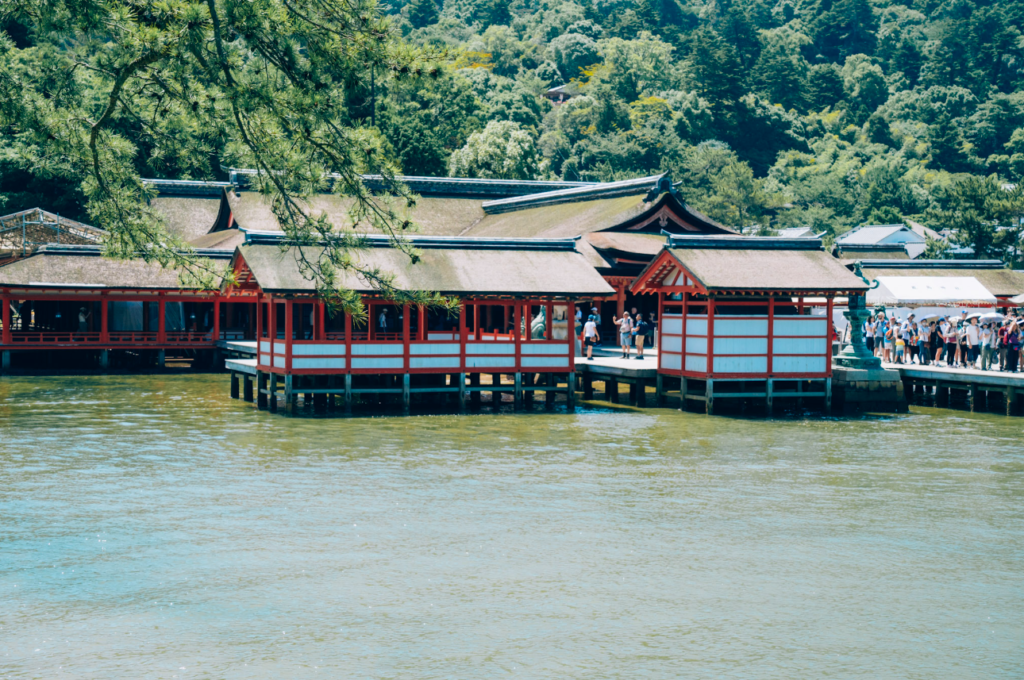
[{"x1": 1, "y1": 374, "x2": 1022, "y2": 678}]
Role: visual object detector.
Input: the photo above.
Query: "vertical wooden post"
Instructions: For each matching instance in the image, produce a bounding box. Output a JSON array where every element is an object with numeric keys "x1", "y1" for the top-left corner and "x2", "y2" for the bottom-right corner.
[
  {"x1": 767, "y1": 296, "x2": 775, "y2": 377},
  {"x1": 157, "y1": 293, "x2": 166, "y2": 344},
  {"x1": 635, "y1": 378, "x2": 646, "y2": 408},
  {"x1": 493, "y1": 373, "x2": 503, "y2": 410},
  {"x1": 344, "y1": 373, "x2": 352, "y2": 414},
  {"x1": 616, "y1": 281, "x2": 625, "y2": 318},
  {"x1": 317, "y1": 301, "x2": 325, "y2": 341},
  {"x1": 231, "y1": 372, "x2": 240, "y2": 399},
  {"x1": 470, "y1": 372, "x2": 480, "y2": 407},
  {"x1": 705, "y1": 378, "x2": 714, "y2": 415},
  {"x1": 513, "y1": 301, "x2": 521, "y2": 372},
  {"x1": 402, "y1": 303, "x2": 411, "y2": 372},
  {"x1": 514, "y1": 372, "x2": 522, "y2": 411},
  {"x1": 766, "y1": 378, "x2": 773, "y2": 416},
  {"x1": 402, "y1": 373, "x2": 411, "y2": 415},
  {"x1": 418, "y1": 304, "x2": 426, "y2": 341},
  {"x1": 256, "y1": 298, "x2": 263, "y2": 342},
  {"x1": 707, "y1": 297, "x2": 715, "y2": 380},
  {"x1": 680, "y1": 292, "x2": 688, "y2": 379},
  {"x1": 825, "y1": 295, "x2": 834, "y2": 376},
  {"x1": 269, "y1": 373, "x2": 278, "y2": 412},
  {"x1": 1007, "y1": 387, "x2": 1016, "y2": 417},
  {"x1": 268, "y1": 298, "x2": 276, "y2": 358},
  {"x1": 824, "y1": 377, "x2": 832, "y2": 415},
  {"x1": 655, "y1": 373, "x2": 663, "y2": 406},
  {"x1": 100, "y1": 292, "x2": 109, "y2": 343},
  {"x1": 244, "y1": 374, "x2": 254, "y2": 402},
  {"x1": 1, "y1": 293, "x2": 10, "y2": 346},
  {"x1": 567, "y1": 372, "x2": 576, "y2": 411},
  {"x1": 284, "y1": 300, "x2": 293, "y2": 374},
  {"x1": 545, "y1": 373, "x2": 556, "y2": 406},
  {"x1": 583, "y1": 372, "x2": 594, "y2": 400},
  {"x1": 213, "y1": 298, "x2": 220, "y2": 342},
  {"x1": 606, "y1": 379, "x2": 618, "y2": 404},
  {"x1": 459, "y1": 301, "x2": 467, "y2": 374},
  {"x1": 257, "y1": 372, "x2": 268, "y2": 410},
  {"x1": 458, "y1": 372, "x2": 466, "y2": 413},
  {"x1": 545, "y1": 302, "x2": 553, "y2": 340}
]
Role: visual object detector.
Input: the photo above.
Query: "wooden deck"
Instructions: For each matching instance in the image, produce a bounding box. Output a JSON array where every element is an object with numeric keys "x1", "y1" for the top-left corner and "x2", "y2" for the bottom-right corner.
[{"x1": 884, "y1": 362, "x2": 1022, "y2": 415}]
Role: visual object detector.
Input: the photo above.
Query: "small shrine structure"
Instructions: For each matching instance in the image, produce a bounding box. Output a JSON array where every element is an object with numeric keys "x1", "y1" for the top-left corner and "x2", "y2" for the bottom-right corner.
[
  {"x1": 222, "y1": 234, "x2": 613, "y2": 414},
  {"x1": 630, "y1": 235, "x2": 869, "y2": 414}
]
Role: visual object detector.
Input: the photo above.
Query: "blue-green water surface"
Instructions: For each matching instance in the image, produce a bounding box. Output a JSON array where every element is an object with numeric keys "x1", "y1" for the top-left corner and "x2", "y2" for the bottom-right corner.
[{"x1": 1, "y1": 374, "x2": 1022, "y2": 678}]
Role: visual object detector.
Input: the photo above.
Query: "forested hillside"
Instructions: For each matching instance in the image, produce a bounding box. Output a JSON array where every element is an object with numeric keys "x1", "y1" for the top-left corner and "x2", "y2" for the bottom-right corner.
[{"x1": 2, "y1": 0, "x2": 1024, "y2": 259}]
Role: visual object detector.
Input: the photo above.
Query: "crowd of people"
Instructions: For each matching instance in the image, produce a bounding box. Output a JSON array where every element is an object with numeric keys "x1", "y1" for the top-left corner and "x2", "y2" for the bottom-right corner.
[{"x1": 851, "y1": 309, "x2": 1024, "y2": 373}]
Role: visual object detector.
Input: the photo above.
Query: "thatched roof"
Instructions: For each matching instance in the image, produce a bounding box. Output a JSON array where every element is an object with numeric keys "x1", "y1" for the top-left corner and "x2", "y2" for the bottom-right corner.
[
  {"x1": 234, "y1": 240, "x2": 614, "y2": 297},
  {"x1": 150, "y1": 196, "x2": 227, "y2": 243},
  {"x1": 859, "y1": 261, "x2": 1024, "y2": 298},
  {"x1": 0, "y1": 245, "x2": 229, "y2": 290},
  {"x1": 633, "y1": 236, "x2": 869, "y2": 294}
]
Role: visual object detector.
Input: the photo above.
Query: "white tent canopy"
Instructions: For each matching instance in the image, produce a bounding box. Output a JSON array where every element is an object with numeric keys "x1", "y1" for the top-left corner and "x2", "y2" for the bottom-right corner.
[
  {"x1": 867, "y1": 276, "x2": 997, "y2": 307},
  {"x1": 1011, "y1": 293, "x2": 1024, "y2": 305}
]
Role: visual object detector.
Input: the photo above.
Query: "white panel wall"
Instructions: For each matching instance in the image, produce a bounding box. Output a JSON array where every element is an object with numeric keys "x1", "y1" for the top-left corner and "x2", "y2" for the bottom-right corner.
[
  {"x1": 714, "y1": 337, "x2": 768, "y2": 355},
  {"x1": 773, "y1": 337, "x2": 826, "y2": 355},
  {"x1": 410, "y1": 356, "x2": 461, "y2": 369},
  {"x1": 661, "y1": 353, "x2": 681, "y2": 370},
  {"x1": 351, "y1": 343, "x2": 403, "y2": 356},
  {"x1": 273, "y1": 356, "x2": 286, "y2": 368},
  {"x1": 410, "y1": 343, "x2": 459, "y2": 355},
  {"x1": 773, "y1": 318, "x2": 827, "y2": 336},
  {"x1": 686, "y1": 337, "x2": 708, "y2": 354},
  {"x1": 686, "y1": 317, "x2": 708, "y2": 335},
  {"x1": 662, "y1": 315, "x2": 683, "y2": 335},
  {"x1": 714, "y1": 318, "x2": 768, "y2": 336},
  {"x1": 351, "y1": 357, "x2": 404, "y2": 369},
  {"x1": 292, "y1": 357, "x2": 347, "y2": 369},
  {"x1": 713, "y1": 356, "x2": 768, "y2": 373},
  {"x1": 292, "y1": 344, "x2": 347, "y2": 356},
  {"x1": 521, "y1": 344, "x2": 569, "y2": 355},
  {"x1": 685, "y1": 355, "x2": 707, "y2": 372},
  {"x1": 661, "y1": 335, "x2": 682, "y2": 353},
  {"x1": 467, "y1": 342, "x2": 514, "y2": 355},
  {"x1": 259, "y1": 341, "x2": 271, "y2": 353},
  {"x1": 466, "y1": 356, "x2": 516, "y2": 368},
  {"x1": 521, "y1": 356, "x2": 570, "y2": 368},
  {"x1": 773, "y1": 356, "x2": 827, "y2": 373}
]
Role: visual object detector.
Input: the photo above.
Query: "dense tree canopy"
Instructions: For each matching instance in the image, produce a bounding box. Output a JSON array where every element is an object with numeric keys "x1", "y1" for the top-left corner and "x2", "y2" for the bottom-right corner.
[{"x1": 3, "y1": 0, "x2": 1024, "y2": 266}]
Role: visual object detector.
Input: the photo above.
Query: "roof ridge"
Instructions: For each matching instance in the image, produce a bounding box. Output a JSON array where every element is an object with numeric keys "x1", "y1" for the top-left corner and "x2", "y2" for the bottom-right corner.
[
  {"x1": 36, "y1": 243, "x2": 233, "y2": 260},
  {"x1": 241, "y1": 231, "x2": 580, "y2": 252},
  {"x1": 480, "y1": 174, "x2": 666, "y2": 215},
  {"x1": 858, "y1": 259, "x2": 1006, "y2": 269},
  {"x1": 667, "y1": 234, "x2": 824, "y2": 251}
]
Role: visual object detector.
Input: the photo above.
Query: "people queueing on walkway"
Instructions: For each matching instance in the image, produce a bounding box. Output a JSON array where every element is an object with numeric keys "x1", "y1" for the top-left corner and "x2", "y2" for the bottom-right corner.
[
  {"x1": 583, "y1": 314, "x2": 599, "y2": 361},
  {"x1": 613, "y1": 311, "x2": 634, "y2": 359}
]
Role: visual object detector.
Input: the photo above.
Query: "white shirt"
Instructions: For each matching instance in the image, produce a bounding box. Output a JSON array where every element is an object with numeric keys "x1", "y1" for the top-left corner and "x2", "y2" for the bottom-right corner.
[
  {"x1": 378, "y1": 312, "x2": 387, "y2": 329},
  {"x1": 583, "y1": 320, "x2": 598, "y2": 338},
  {"x1": 965, "y1": 324, "x2": 979, "y2": 345}
]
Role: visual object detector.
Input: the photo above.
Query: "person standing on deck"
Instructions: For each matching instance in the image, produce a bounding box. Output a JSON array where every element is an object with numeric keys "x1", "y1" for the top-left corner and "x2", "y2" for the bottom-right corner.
[
  {"x1": 980, "y1": 323, "x2": 995, "y2": 371},
  {"x1": 583, "y1": 314, "x2": 599, "y2": 361},
  {"x1": 77, "y1": 307, "x2": 91, "y2": 333},
  {"x1": 633, "y1": 314, "x2": 648, "y2": 360},
  {"x1": 378, "y1": 308, "x2": 389, "y2": 335},
  {"x1": 613, "y1": 311, "x2": 633, "y2": 359},
  {"x1": 965, "y1": 317, "x2": 980, "y2": 367}
]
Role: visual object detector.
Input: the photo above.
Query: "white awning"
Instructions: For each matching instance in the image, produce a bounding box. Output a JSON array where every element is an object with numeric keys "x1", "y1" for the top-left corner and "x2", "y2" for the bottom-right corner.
[
  {"x1": 1011, "y1": 293, "x2": 1024, "y2": 305},
  {"x1": 867, "y1": 276, "x2": 997, "y2": 307}
]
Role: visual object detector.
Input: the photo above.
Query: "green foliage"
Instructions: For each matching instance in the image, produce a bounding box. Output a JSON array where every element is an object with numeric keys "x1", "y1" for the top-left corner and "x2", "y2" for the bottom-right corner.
[
  {"x1": 926, "y1": 175, "x2": 1006, "y2": 258},
  {"x1": 448, "y1": 120, "x2": 542, "y2": 179}
]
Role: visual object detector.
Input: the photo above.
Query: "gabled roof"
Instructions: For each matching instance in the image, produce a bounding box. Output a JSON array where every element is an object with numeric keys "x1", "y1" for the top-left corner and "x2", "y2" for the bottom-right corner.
[
  {"x1": 232, "y1": 238, "x2": 614, "y2": 297},
  {"x1": 857, "y1": 260, "x2": 1024, "y2": 298},
  {"x1": 481, "y1": 174, "x2": 666, "y2": 214},
  {"x1": 834, "y1": 242, "x2": 910, "y2": 262},
  {"x1": 0, "y1": 244, "x2": 229, "y2": 290},
  {"x1": 836, "y1": 224, "x2": 926, "y2": 245},
  {"x1": 632, "y1": 235, "x2": 869, "y2": 295}
]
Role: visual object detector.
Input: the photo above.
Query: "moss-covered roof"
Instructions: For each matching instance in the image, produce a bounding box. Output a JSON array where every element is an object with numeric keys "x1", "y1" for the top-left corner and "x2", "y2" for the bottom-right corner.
[
  {"x1": 669, "y1": 247, "x2": 870, "y2": 293},
  {"x1": 0, "y1": 251, "x2": 183, "y2": 289},
  {"x1": 227, "y1": 192, "x2": 486, "y2": 236},
  {"x1": 860, "y1": 266, "x2": 1024, "y2": 298},
  {"x1": 236, "y1": 244, "x2": 614, "y2": 297},
  {"x1": 464, "y1": 195, "x2": 647, "y2": 238},
  {"x1": 150, "y1": 196, "x2": 225, "y2": 243}
]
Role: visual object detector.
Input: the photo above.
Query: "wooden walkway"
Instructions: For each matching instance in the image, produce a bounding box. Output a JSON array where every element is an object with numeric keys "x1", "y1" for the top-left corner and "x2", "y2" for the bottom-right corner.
[
  {"x1": 574, "y1": 355, "x2": 658, "y2": 406},
  {"x1": 885, "y1": 362, "x2": 1023, "y2": 415}
]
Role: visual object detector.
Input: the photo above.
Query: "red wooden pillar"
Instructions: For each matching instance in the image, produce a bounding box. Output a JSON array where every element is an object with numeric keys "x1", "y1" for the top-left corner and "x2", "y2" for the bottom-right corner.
[
  {"x1": 680, "y1": 292, "x2": 687, "y2": 377},
  {"x1": 267, "y1": 297, "x2": 276, "y2": 358},
  {"x1": 767, "y1": 296, "x2": 775, "y2": 376},
  {"x1": 212, "y1": 298, "x2": 221, "y2": 341},
  {"x1": 513, "y1": 301, "x2": 522, "y2": 371},
  {"x1": 826, "y1": 295, "x2": 834, "y2": 377},
  {"x1": 545, "y1": 302, "x2": 553, "y2": 340},
  {"x1": 502, "y1": 304, "x2": 508, "y2": 335},
  {"x1": 344, "y1": 305, "x2": 352, "y2": 342},
  {"x1": 284, "y1": 299, "x2": 293, "y2": 372},
  {"x1": 317, "y1": 301, "x2": 325, "y2": 341},
  {"x1": 1, "y1": 293, "x2": 10, "y2": 345},
  {"x1": 100, "y1": 292, "x2": 109, "y2": 343},
  {"x1": 567, "y1": 300, "x2": 575, "y2": 362},
  {"x1": 616, "y1": 282, "x2": 626, "y2": 318},
  {"x1": 256, "y1": 297, "x2": 263, "y2": 339},
  {"x1": 402, "y1": 303, "x2": 411, "y2": 370},
  {"x1": 368, "y1": 302, "x2": 374, "y2": 341},
  {"x1": 706, "y1": 297, "x2": 715, "y2": 378},
  {"x1": 458, "y1": 301, "x2": 467, "y2": 372},
  {"x1": 418, "y1": 304, "x2": 426, "y2": 341},
  {"x1": 157, "y1": 294, "x2": 167, "y2": 344}
]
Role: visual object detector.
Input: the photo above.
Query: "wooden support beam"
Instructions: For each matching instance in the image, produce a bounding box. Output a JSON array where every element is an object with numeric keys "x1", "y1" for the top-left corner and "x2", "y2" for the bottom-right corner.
[
  {"x1": 635, "y1": 378, "x2": 646, "y2": 408},
  {"x1": 583, "y1": 373, "x2": 594, "y2": 400},
  {"x1": 231, "y1": 372, "x2": 240, "y2": 399},
  {"x1": 284, "y1": 375, "x2": 295, "y2": 416},
  {"x1": 655, "y1": 373, "x2": 663, "y2": 406},
  {"x1": 493, "y1": 373, "x2": 503, "y2": 409},
  {"x1": 514, "y1": 372, "x2": 522, "y2": 411},
  {"x1": 567, "y1": 372, "x2": 576, "y2": 411},
  {"x1": 706, "y1": 378, "x2": 714, "y2": 415},
  {"x1": 1008, "y1": 387, "x2": 1017, "y2": 417},
  {"x1": 766, "y1": 378, "x2": 773, "y2": 416},
  {"x1": 257, "y1": 372, "x2": 268, "y2": 410},
  {"x1": 458, "y1": 372, "x2": 466, "y2": 413},
  {"x1": 606, "y1": 378, "x2": 618, "y2": 404},
  {"x1": 269, "y1": 374, "x2": 278, "y2": 413},
  {"x1": 470, "y1": 372, "x2": 480, "y2": 407},
  {"x1": 545, "y1": 373, "x2": 556, "y2": 407},
  {"x1": 344, "y1": 373, "x2": 352, "y2": 414},
  {"x1": 824, "y1": 378, "x2": 832, "y2": 416},
  {"x1": 243, "y1": 374, "x2": 254, "y2": 403},
  {"x1": 402, "y1": 373, "x2": 411, "y2": 415}
]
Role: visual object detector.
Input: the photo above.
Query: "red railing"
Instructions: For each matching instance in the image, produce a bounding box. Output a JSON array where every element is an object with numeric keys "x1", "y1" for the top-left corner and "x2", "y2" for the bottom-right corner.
[
  {"x1": 9, "y1": 332, "x2": 102, "y2": 344},
  {"x1": 5, "y1": 330, "x2": 216, "y2": 346}
]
